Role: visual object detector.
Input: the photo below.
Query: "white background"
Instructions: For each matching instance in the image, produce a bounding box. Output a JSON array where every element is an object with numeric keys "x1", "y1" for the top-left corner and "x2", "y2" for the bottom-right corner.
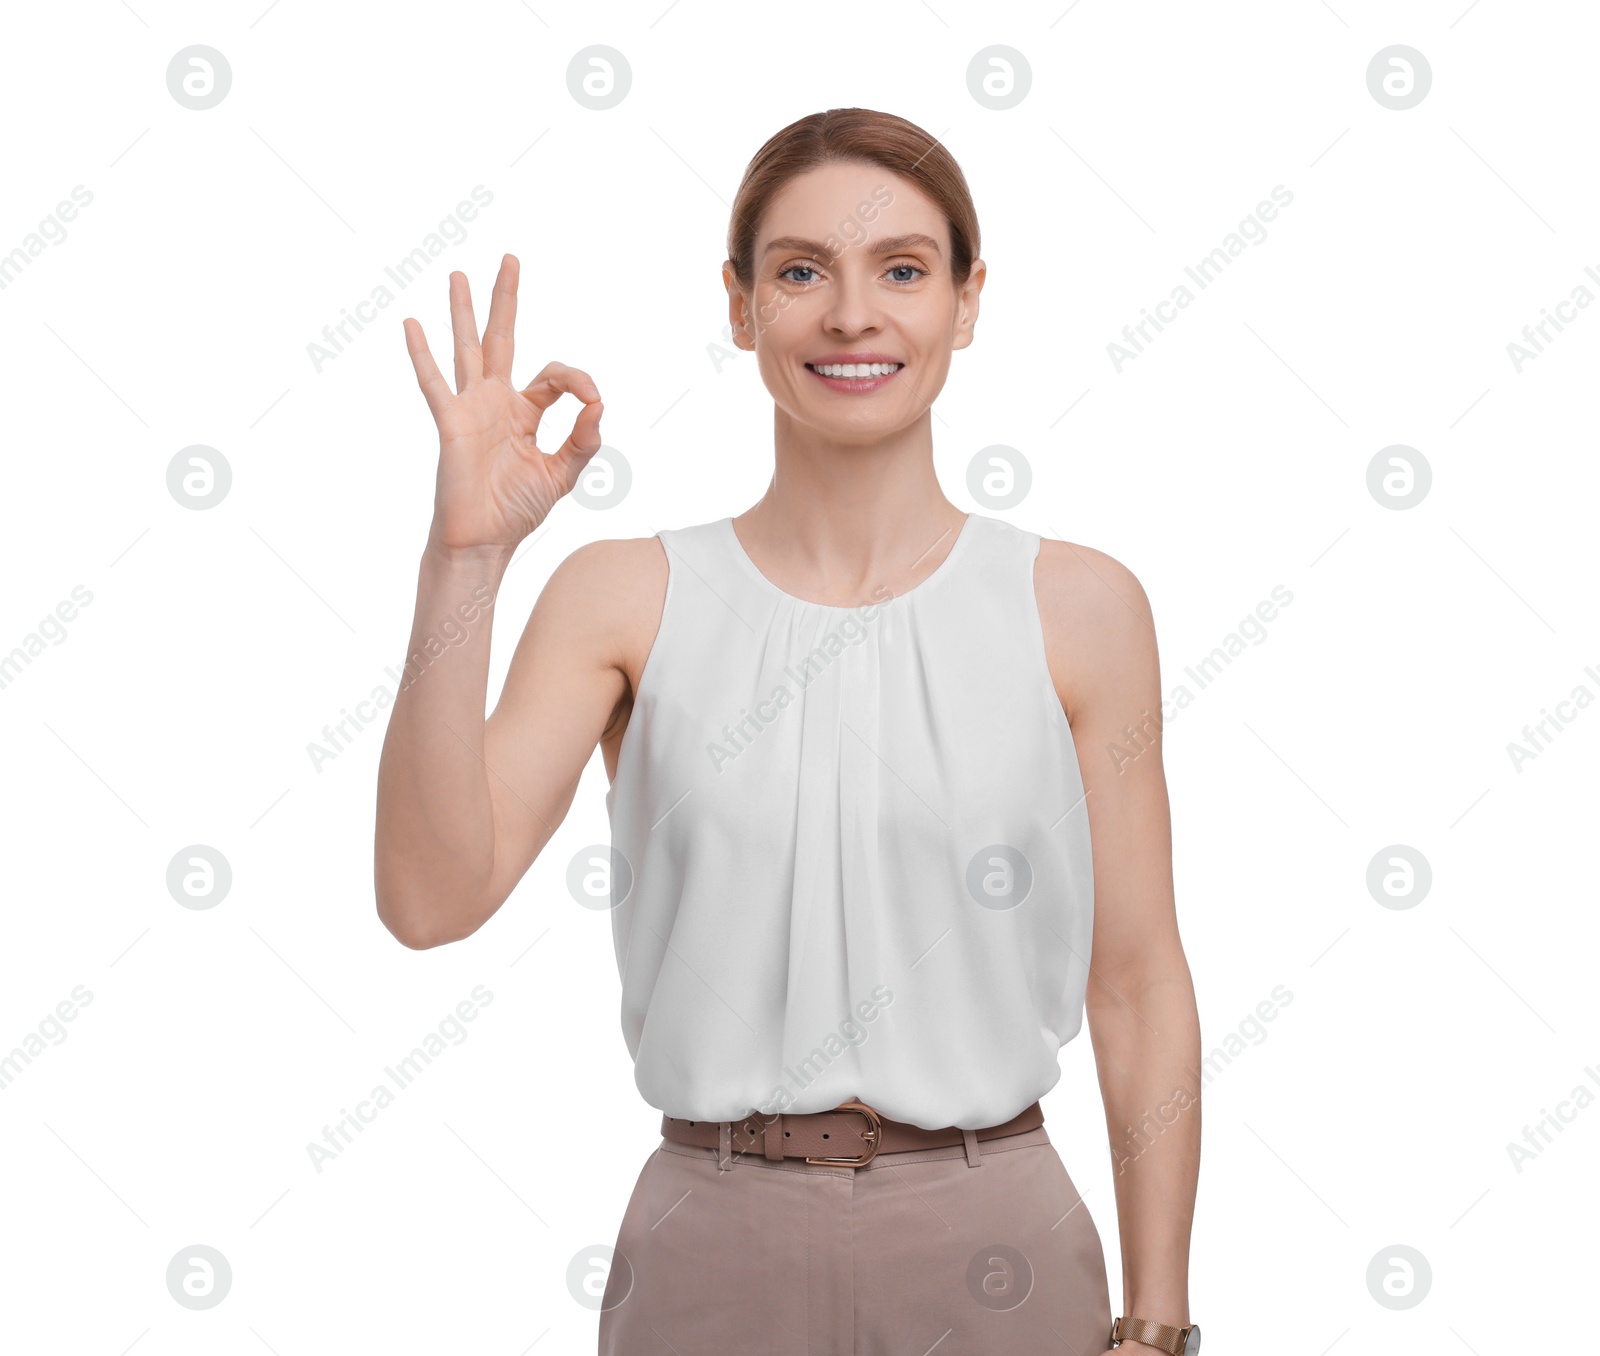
[{"x1": 2, "y1": 0, "x2": 1596, "y2": 1351}]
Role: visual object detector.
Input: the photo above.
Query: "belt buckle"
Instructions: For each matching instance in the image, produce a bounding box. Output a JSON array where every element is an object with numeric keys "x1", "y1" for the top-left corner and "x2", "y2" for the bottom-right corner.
[{"x1": 804, "y1": 1098, "x2": 884, "y2": 1167}]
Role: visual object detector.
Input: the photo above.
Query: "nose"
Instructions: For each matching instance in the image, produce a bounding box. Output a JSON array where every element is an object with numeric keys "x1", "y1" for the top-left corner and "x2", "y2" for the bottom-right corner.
[{"x1": 821, "y1": 260, "x2": 884, "y2": 338}]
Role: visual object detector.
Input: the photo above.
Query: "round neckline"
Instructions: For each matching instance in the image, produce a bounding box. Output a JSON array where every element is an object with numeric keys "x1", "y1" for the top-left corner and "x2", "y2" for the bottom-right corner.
[{"x1": 722, "y1": 512, "x2": 978, "y2": 611}]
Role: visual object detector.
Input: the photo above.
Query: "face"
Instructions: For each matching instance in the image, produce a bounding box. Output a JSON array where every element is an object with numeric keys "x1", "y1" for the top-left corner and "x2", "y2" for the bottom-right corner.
[{"x1": 724, "y1": 161, "x2": 984, "y2": 444}]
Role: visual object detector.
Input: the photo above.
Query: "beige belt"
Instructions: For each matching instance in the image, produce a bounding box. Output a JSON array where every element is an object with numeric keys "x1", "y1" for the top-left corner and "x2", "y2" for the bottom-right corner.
[{"x1": 660, "y1": 1097, "x2": 1045, "y2": 1169}]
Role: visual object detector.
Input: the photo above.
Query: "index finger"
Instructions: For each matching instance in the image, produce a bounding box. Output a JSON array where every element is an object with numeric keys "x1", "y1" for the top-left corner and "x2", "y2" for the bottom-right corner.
[{"x1": 519, "y1": 361, "x2": 601, "y2": 414}]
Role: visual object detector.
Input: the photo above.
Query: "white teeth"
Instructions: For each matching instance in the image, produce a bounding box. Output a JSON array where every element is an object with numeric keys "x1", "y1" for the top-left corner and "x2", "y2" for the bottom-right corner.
[{"x1": 811, "y1": 362, "x2": 901, "y2": 378}]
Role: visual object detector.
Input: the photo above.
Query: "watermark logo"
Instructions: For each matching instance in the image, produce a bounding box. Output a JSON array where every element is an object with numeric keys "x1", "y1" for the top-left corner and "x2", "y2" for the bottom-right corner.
[
  {"x1": 1366, "y1": 46, "x2": 1431, "y2": 111},
  {"x1": 166, "y1": 46, "x2": 232, "y2": 111},
  {"x1": 966, "y1": 844, "x2": 1034, "y2": 910},
  {"x1": 567, "y1": 844, "x2": 633, "y2": 911},
  {"x1": 1366, "y1": 444, "x2": 1430, "y2": 510},
  {"x1": 567, "y1": 1243, "x2": 633, "y2": 1310},
  {"x1": 568, "y1": 444, "x2": 632, "y2": 510},
  {"x1": 967, "y1": 46, "x2": 1032, "y2": 110},
  {"x1": 166, "y1": 1244, "x2": 232, "y2": 1309},
  {"x1": 966, "y1": 445, "x2": 1030, "y2": 510},
  {"x1": 167, "y1": 845, "x2": 233, "y2": 911},
  {"x1": 567, "y1": 46, "x2": 631, "y2": 110},
  {"x1": 966, "y1": 1243, "x2": 1034, "y2": 1310},
  {"x1": 1365, "y1": 845, "x2": 1431, "y2": 911},
  {"x1": 1365, "y1": 1244, "x2": 1432, "y2": 1308},
  {"x1": 166, "y1": 445, "x2": 231, "y2": 510}
]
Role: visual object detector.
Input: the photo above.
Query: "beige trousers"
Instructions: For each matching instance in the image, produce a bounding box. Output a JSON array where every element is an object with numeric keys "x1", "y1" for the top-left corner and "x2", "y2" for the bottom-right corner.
[{"x1": 597, "y1": 1123, "x2": 1113, "y2": 1354}]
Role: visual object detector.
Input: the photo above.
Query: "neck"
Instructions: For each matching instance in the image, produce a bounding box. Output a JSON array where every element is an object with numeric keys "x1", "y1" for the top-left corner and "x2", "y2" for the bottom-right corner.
[
  {"x1": 759, "y1": 404, "x2": 956, "y2": 542},
  {"x1": 735, "y1": 414, "x2": 966, "y2": 602}
]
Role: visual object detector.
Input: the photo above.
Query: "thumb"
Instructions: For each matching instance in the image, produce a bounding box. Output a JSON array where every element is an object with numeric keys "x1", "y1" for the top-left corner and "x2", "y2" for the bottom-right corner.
[{"x1": 549, "y1": 400, "x2": 605, "y2": 492}]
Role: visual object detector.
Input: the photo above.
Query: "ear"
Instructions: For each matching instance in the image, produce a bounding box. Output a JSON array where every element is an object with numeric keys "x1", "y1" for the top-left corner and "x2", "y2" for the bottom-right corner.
[
  {"x1": 951, "y1": 258, "x2": 986, "y2": 353},
  {"x1": 723, "y1": 259, "x2": 753, "y2": 351}
]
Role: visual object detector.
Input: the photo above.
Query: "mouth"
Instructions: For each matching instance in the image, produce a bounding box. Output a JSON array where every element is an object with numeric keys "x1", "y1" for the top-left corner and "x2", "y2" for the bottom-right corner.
[{"x1": 804, "y1": 359, "x2": 904, "y2": 392}]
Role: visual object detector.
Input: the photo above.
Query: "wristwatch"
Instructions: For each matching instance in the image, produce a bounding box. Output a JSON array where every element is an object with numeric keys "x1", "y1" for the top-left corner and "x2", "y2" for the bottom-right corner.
[{"x1": 1111, "y1": 1315, "x2": 1201, "y2": 1354}]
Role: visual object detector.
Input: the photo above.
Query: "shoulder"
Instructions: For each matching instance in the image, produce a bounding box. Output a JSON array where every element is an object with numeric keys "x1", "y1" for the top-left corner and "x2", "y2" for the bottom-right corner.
[
  {"x1": 502, "y1": 534, "x2": 669, "y2": 690},
  {"x1": 548, "y1": 532, "x2": 667, "y2": 592},
  {"x1": 1031, "y1": 534, "x2": 1158, "y2": 723},
  {"x1": 1033, "y1": 535, "x2": 1153, "y2": 632},
  {"x1": 539, "y1": 533, "x2": 669, "y2": 639}
]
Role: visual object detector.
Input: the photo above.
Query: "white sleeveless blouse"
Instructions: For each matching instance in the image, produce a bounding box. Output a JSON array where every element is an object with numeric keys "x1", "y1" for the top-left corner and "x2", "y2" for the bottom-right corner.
[{"x1": 603, "y1": 511, "x2": 1094, "y2": 1131}]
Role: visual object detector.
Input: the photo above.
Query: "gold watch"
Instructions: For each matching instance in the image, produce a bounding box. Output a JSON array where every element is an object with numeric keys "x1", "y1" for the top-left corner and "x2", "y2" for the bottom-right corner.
[{"x1": 1111, "y1": 1315, "x2": 1201, "y2": 1354}]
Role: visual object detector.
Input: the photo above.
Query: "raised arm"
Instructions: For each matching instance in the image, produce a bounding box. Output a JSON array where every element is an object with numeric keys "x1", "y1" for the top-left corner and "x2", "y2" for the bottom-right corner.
[{"x1": 374, "y1": 254, "x2": 628, "y2": 949}]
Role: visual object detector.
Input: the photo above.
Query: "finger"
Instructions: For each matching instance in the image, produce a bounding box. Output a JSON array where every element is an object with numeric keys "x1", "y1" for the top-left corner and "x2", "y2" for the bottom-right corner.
[
  {"x1": 449, "y1": 270, "x2": 483, "y2": 394},
  {"x1": 548, "y1": 399, "x2": 605, "y2": 494},
  {"x1": 519, "y1": 361, "x2": 601, "y2": 415},
  {"x1": 481, "y1": 254, "x2": 519, "y2": 383},
  {"x1": 403, "y1": 318, "x2": 452, "y2": 423}
]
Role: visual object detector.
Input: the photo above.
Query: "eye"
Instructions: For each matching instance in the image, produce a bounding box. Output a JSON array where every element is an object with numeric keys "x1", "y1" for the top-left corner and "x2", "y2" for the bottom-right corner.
[{"x1": 778, "y1": 261, "x2": 929, "y2": 286}]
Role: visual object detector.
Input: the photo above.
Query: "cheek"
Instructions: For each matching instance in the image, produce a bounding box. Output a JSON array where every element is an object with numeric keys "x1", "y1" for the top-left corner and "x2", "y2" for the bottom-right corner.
[
  {"x1": 754, "y1": 346, "x2": 805, "y2": 398},
  {"x1": 922, "y1": 292, "x2": 962, "y2": 326},
  {"x1": 750, "y1": 284, "x2": 803, "y2": 335}
]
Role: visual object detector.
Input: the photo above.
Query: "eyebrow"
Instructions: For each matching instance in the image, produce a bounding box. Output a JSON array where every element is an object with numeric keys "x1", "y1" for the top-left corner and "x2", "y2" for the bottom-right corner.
[{"x1": 762, "y1": 232, "x2": 943, "y2": 261}]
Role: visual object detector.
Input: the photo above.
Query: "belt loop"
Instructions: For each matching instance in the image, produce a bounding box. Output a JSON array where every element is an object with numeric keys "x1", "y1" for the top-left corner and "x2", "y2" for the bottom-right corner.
[
  {"x1": 962, "y1": 1127, "x2": 982, "y2": 1168},
  {"x1": 717, "y1": 1120, "x2": 733, "y2": 1171},
  {"x1": 764, "y1": 1115, "x2": 785, "y2": 1161}
]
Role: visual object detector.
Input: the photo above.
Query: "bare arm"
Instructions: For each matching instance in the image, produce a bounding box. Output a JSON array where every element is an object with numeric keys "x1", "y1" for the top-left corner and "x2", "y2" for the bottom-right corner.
[
  {"x1": 374, "y1": 539, "x2": 642, "y2": 948},
  {"x1": 374, "y1": 253, "x2": 620, "y2": 949},
  {"x1": 1038, "y1": 540, "x2": 1201, "y2": 1352}
]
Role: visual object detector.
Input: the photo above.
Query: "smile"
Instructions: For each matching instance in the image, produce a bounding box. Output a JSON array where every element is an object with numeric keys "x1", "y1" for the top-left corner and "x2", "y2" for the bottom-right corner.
[{"x1": 805, "y1": 361, "x2": 904, "y2": 391}]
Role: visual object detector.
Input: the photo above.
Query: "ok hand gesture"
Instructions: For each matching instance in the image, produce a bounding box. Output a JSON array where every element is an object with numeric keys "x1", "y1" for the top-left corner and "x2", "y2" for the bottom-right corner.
[{"x1": 403, "y1": 254, "x2": 604, "y2": 554}]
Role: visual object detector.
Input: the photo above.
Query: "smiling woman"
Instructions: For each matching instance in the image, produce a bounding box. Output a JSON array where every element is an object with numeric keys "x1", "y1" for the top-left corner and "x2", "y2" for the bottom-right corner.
[{"x1": 376, "y1": 105, "x2": 1201, "y2": 1356}]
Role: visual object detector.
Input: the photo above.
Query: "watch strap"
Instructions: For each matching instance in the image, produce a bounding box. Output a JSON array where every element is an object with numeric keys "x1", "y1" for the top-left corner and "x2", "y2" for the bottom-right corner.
[{"x1": 1111, "y1": 1315, "x2": 1189, "y2": 1355}]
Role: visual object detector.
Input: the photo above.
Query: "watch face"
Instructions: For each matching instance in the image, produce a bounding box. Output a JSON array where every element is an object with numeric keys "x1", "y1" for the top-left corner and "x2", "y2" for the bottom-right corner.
[{"x1": 1183, "y1": 1323, "x2": 1202, "y2": 1355}]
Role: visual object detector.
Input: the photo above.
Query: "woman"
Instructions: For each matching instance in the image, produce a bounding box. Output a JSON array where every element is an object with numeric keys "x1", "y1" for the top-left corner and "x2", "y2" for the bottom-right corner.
[{"x1": 376, "y1": 107, "x2": 1202, "y2": 1355}]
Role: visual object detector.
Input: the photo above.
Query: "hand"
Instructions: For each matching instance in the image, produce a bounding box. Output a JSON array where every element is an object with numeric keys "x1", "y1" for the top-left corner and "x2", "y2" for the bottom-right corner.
[{"x1": 403, "y1": 254, "x2": 604, "y2": 554}]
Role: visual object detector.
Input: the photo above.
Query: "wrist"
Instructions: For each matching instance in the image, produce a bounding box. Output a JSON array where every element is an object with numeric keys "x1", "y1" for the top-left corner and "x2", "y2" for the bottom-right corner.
[
  {"x1": 1112, "y1": 1313, "x2": 1199, "y2": 1355},
  {"x1": 421, "y1": 534, "x2": 515, "y2": 577},
  {"x1": 1121, "y1": 1299, "x2": 1189, "y2": 1330}
]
